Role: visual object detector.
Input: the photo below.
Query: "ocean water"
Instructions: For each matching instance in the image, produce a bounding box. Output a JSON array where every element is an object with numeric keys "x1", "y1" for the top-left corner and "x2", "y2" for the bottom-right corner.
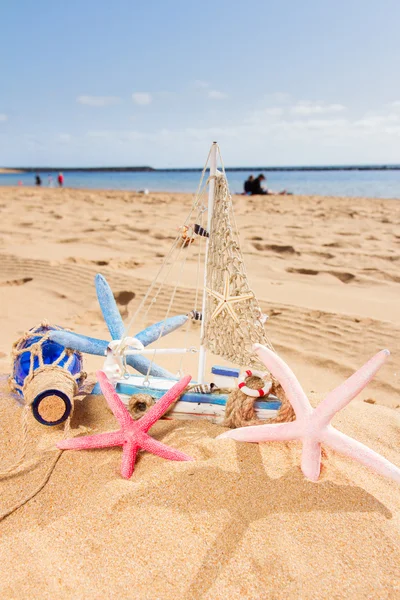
[{"x1": 1, "y1": 168, "x2": 400, "y2": 199}]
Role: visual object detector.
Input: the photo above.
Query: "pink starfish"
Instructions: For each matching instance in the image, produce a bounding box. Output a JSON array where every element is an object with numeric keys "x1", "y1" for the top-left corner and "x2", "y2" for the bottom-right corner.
[
  {"x1": 218, "y1": 344, "x2": 400, "y2": 483},
  {"x1": 58, "y1": 371, "x2": 194, "y2": 478}
]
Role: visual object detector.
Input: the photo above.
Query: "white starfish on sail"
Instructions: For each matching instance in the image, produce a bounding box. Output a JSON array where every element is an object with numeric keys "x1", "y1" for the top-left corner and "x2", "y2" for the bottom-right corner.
[{"x1": 206, "y1": 273, "x2": 254, "y2": 324}]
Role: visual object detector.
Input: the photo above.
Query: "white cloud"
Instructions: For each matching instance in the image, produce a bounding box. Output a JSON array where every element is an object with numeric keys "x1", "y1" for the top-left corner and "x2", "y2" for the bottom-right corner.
[
  {"x1": 156, "y1": 91, "x2": 175, "y2": 100},
  {"x1": 86, "y1": 130, "x2": 148, "y2": 143},
  {"x1": 264, "y1": 92, "x2": 291, "y2": 104},
  {"x1": 184, "y1": 126, "x2": 240, "y2": 141},
  {"x1": 354, "y1": 113, "x2": 400, "y2": 130},
  {"x1": 86, "y1": 130, "x2": 114, "y2": 138},
  {"x1": 290, "y1": 101, "x2": 346, "y2": 115},
  {"x1": 263, "y1": 107, "x2": 283, "y2": 116},
  {"x1": 132, "y1": 92, "x2": 152, "y2": 106},
  {"x1": 118, "y1": 130, "x2": 148, "y2": 142},
  {"x1": 25, "y1": 135, "x2": 44, "y2": 149},
  {"x1": 193, "y1": 80, "x2": 210, "y2": 89},
  {"x1": 245, "y1": 107, "x2": 284, "y2": 125},
  {"x1": 383, "y1": 125, "x2": 400, "y2": 135},
  {"x1": 387, "y1": 101, "x2": 400, "y2": 110},
  {"x1": 0, "y1": 114, "x2": 8, "y2": 122},
  {"x1": 77, "y1": 95, "x2": 121, "y2": 107},
  {"x1": 15, "y1": 99, "x2": 400, "y2": 168},
  {"x1": 276, "y1": 118, "x2": 348, "y2": 131},
  {"x1": 208, "y1": 90, "x2": 228, "y2": 100}
]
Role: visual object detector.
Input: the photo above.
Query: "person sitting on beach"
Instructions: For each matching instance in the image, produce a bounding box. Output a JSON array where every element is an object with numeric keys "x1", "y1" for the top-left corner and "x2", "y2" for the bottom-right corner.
[
  {"x1": 250, "y1": 174, "x2": 290, "y2": 196},
  {"x1": 243, "y1": 175, "x2": 254, "y2": 194},
  {"x1": 250, "y1": 174, "x2": 268, "y2": 195}
]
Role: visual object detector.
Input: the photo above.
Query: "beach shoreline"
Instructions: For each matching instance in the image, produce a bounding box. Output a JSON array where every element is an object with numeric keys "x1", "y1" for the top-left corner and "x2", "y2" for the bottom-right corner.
[
  {"x1": 1, "y1": 183, "x2": 400, "y2": 202},
  {"x1": 2, "y1": 164, "x2": 400, "y2": 200}
]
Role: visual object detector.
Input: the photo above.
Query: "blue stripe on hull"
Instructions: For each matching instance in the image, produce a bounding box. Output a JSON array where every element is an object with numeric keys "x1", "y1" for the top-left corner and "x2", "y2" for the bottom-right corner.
[{"x1": 108, "y1": 383, "x2": 281, "y2": 411}]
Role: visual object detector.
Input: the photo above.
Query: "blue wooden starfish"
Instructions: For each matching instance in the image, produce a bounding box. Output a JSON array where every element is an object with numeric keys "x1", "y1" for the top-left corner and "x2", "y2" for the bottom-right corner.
[{"x1": 49, "y1": 274, "x2": 188, "y2": 392}]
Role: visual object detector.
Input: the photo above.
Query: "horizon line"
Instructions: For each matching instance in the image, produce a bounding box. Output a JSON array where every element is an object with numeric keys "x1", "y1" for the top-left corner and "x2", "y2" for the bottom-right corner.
[{"x1": 2, "y1": 163, "x2": 400, "y2": 173}]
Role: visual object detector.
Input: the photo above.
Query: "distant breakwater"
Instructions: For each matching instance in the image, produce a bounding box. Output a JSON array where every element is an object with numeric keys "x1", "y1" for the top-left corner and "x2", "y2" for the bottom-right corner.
[{"x1": 3, "y1": 164, "x2": 400, "y2": 173}]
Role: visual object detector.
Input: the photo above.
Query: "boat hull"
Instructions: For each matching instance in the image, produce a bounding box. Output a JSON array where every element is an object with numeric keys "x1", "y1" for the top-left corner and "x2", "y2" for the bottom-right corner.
[{"x1": 91, "y1": 374, "x2": 281, "y2": 425}]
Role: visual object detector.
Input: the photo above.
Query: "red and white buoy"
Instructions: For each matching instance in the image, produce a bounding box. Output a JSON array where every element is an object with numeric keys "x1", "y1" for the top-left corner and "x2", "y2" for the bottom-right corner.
[{"x1": 238, "y1": 369, "x2": 272, "y2": 398}]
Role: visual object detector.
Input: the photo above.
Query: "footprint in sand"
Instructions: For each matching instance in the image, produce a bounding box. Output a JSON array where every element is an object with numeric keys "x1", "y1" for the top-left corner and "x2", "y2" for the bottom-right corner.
[
  {"x1": 287, "y1": 268, "x2": 355, "y2": 284},
  {"x1": 114, "y1": 291, "x2": 135, "y2": 306},
  {"x1": 253, "y1": 243, "x2": 298, "y2": 255},
  {"x1": 323, "y1": 242, "x2": 342, "y2": 248},
  {"x1": 309, "y1": 251, "x2": 335, "y2": 259},
  {"x1": 52, "y1": 291, "x2": 68, "y2": 300},
  {"x1": 0, "y1": 277, "x2": 33, "y2": 286},
  {"x1": 66, "y1": 257, "x2": 109, "y2": 267},
  {"x1": 117, "y1": 259, "x2": 142, "y2": 269},
  {"x1": 287, "y1": 268, "x2": 319, "y2": 276},
  {"x1": 153, "y1": 233, "x2": 175, "y2": 241},
  {"x1": 128, "y1": 227, "x2": 150, "y2": 235},
  {"x1": 325, "y1": 271, "x2": 356, "y2": 284}
]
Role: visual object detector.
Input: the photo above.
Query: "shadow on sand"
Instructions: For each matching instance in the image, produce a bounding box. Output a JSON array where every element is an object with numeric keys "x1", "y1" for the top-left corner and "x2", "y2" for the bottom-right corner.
[{"x1": 116, "y1": 441, "x2": 392, "y2": 599}]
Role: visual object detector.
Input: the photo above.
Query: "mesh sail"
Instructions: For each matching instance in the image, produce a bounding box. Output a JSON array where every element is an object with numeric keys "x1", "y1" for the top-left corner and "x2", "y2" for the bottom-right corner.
[{"x1": 203, "y1": 172, "x2": 274, "y2": 370}]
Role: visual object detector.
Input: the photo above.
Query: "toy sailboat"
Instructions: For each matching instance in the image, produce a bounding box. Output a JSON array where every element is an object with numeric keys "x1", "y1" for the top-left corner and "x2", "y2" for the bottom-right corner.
[
  {"x1": 50, "y1": 143, "x2": 284, "y2": 424},
  {"x1": 97, "y1": 143, "x2": 282, "y2": 423}
]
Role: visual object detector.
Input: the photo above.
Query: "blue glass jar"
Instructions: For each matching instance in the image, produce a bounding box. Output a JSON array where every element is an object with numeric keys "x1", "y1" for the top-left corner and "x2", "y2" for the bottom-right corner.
[{"x1": 10, "y1": 324, "x2": 84, "y2": 426}]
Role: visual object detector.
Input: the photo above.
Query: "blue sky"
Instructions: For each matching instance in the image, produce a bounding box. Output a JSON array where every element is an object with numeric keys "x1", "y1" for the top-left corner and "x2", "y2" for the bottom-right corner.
[{"x1": 1, "y1": 0, "x2": 400, "y2": 167}]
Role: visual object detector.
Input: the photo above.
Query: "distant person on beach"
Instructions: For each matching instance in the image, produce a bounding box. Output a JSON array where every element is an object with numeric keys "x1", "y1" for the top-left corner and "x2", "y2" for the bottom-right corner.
[
  {"x1": 250, "y1": 174, "x2": 290, "y2": 195},
  {"x1": 250, "y1": 174, "x2": 268, "y2": 195},
  {"x1": 48, "y1": 174, "x2": 53, "y2": 187},
  {"x1": 243, "y1": 175, "x2": 254, "y2": 194},
  {"x1": 57, "y1": 172, "x2": 64, "y2": 187},
  {"x1": 35, "y1": 175, "x2": 42, "y2": 186}
]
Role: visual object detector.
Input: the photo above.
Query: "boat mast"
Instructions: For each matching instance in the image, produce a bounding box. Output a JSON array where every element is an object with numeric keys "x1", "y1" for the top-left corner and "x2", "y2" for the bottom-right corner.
[{"x1": 197, "y1": 141, "x2": 217, "y2": 383}]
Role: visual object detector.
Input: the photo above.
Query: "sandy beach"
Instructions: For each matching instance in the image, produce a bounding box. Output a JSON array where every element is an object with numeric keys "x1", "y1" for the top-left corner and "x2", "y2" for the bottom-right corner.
[{"x1": 0, "y1": 186, "x2": 399, "y2": 598}]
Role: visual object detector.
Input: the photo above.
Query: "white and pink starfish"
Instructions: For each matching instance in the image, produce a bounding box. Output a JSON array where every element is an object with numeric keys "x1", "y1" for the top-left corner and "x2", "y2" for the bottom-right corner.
[
  {"x1": 218, "y1": 344, "x2": 400, "y2": 483},
  {"x1": 58, "y1": 371, "x2": 194, "y2": 478}
]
